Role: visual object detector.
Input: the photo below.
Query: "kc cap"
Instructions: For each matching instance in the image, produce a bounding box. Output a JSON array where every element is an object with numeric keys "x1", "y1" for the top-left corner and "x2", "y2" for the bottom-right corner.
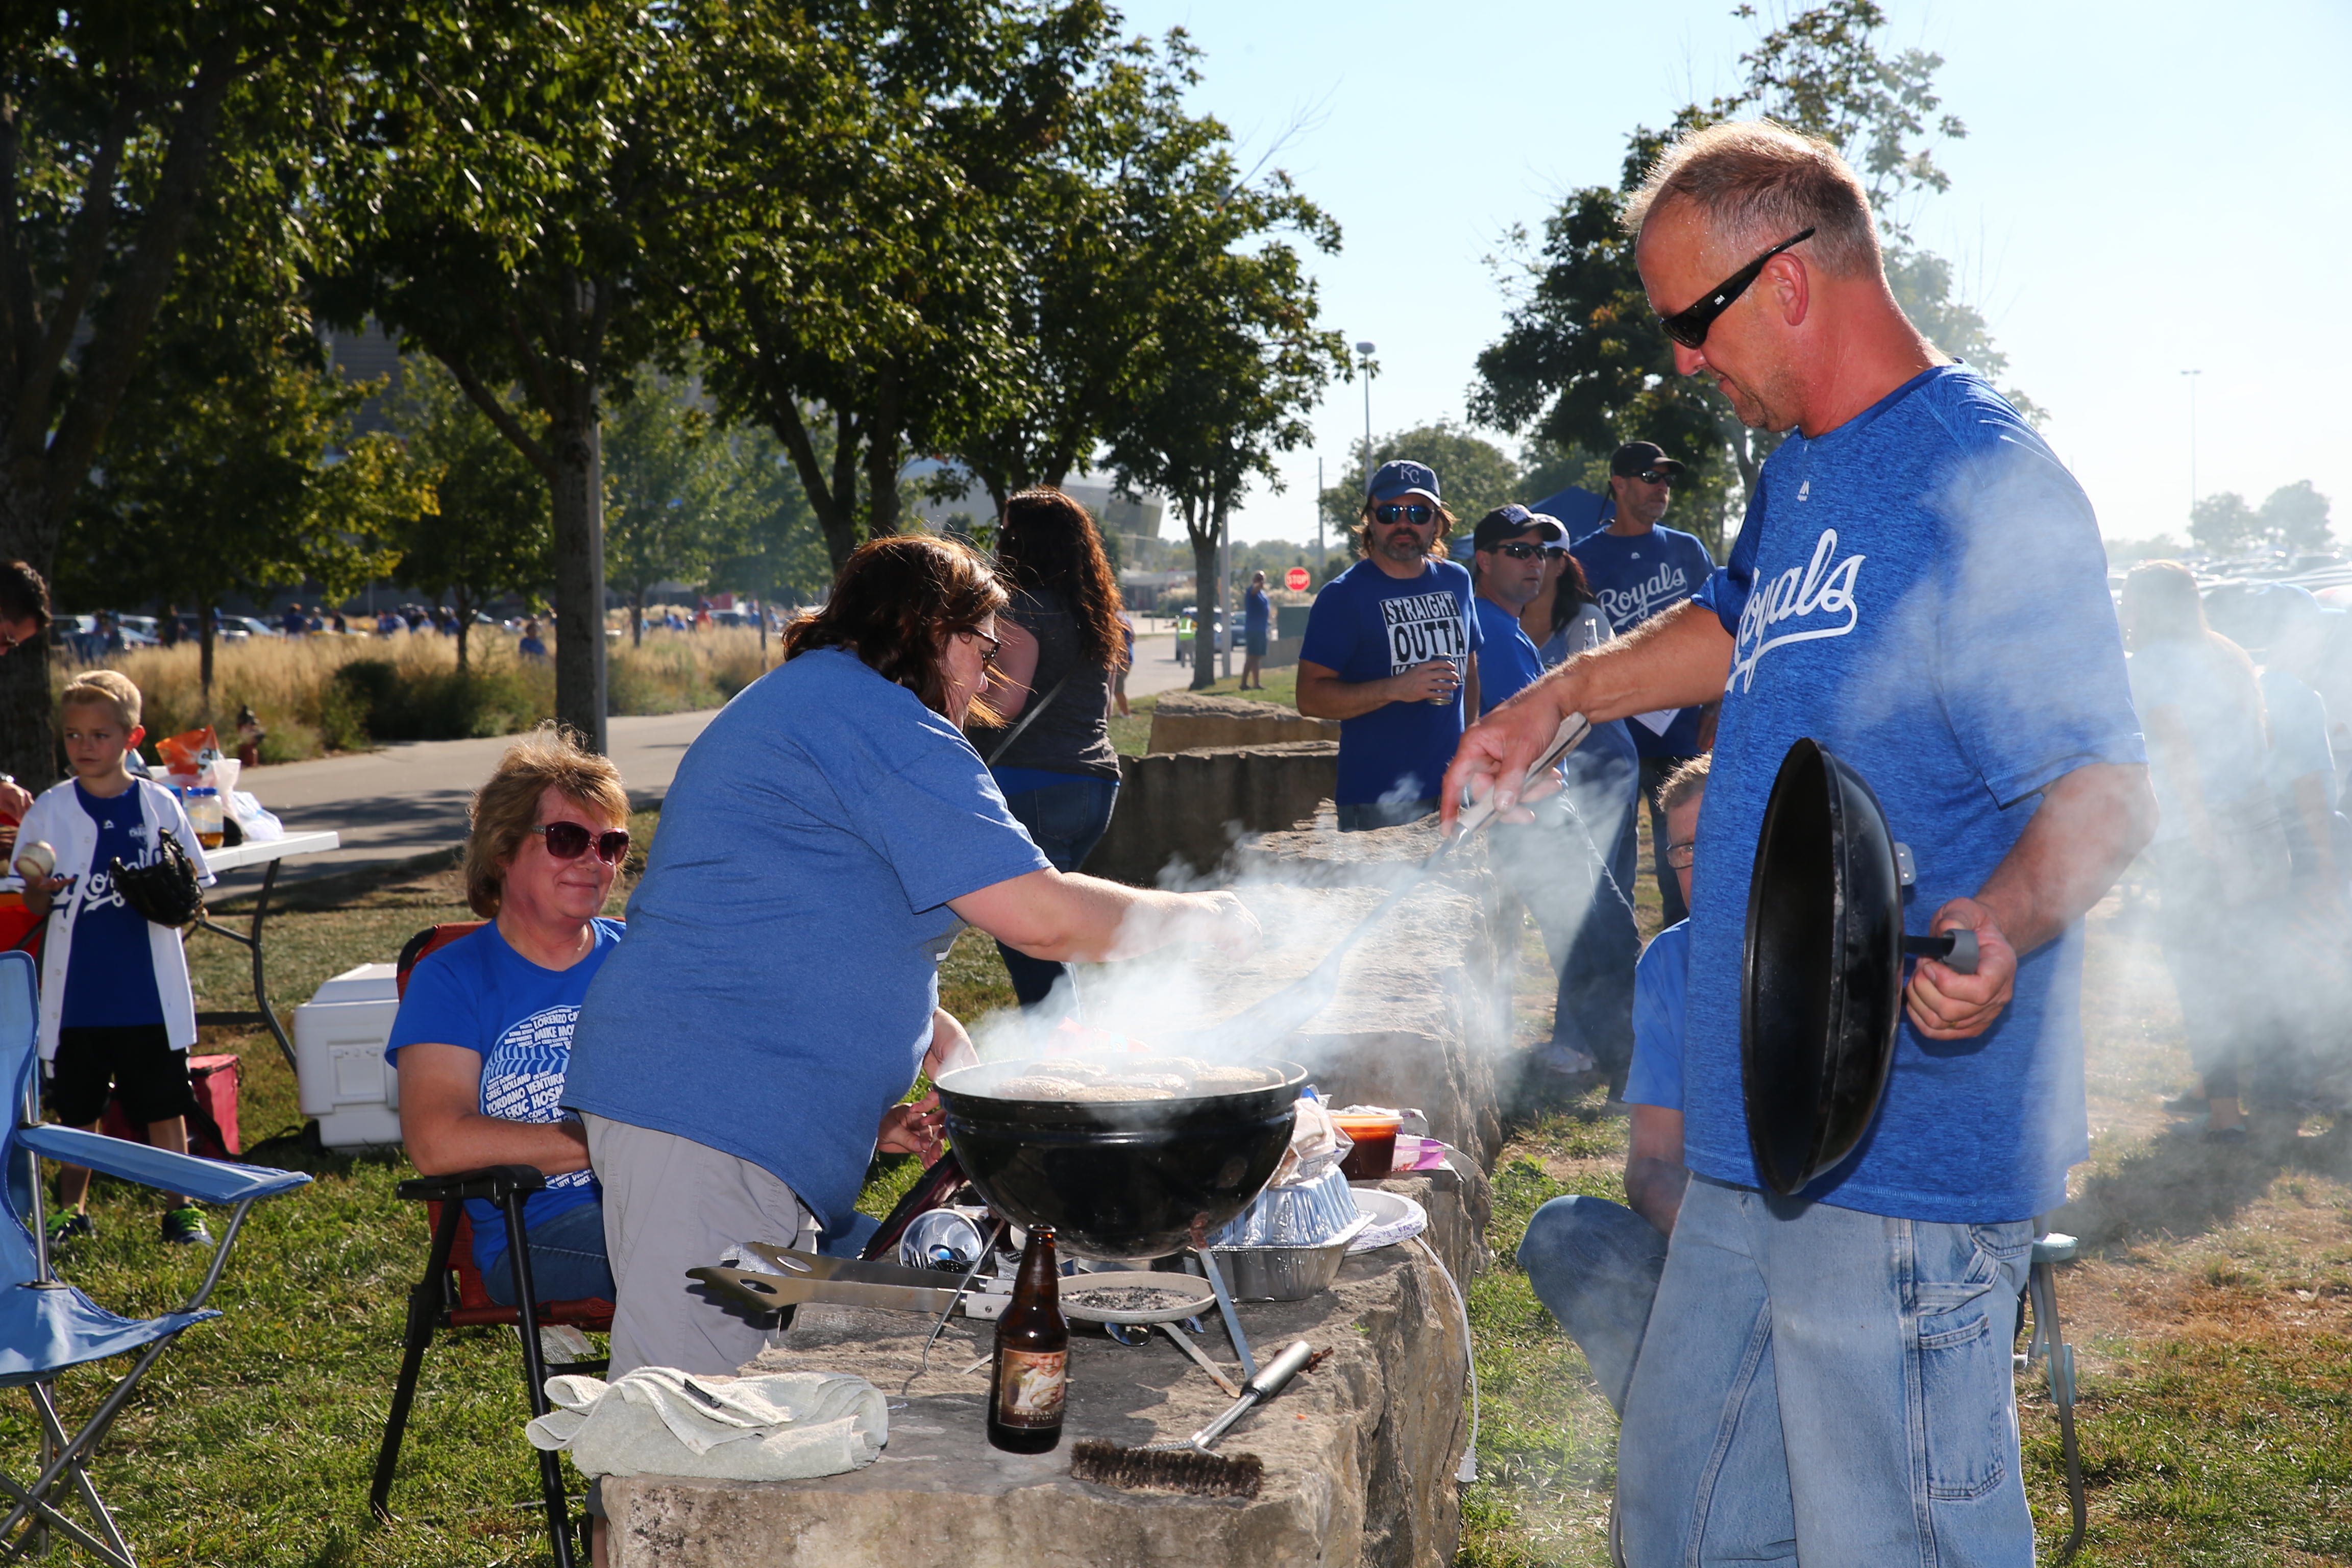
[
  {"x1": 1610, "y1": 440, "x2": 1685, "y2": 478},
  {"x1": 1472, "y1": 504, "x2": 1565, "y2": 550},
  {"x1": 1368, "y1": 459, "x2": 1441, "y2": 504}
]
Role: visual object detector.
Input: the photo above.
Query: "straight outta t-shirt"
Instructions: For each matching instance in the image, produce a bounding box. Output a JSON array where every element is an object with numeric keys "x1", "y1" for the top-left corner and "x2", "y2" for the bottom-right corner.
[
  {"x1": 1682, "y1": 366, "x2": 2143, "y2": 1223},
  {"x1": 1300, "y1": 557, "x2": 1482, "y2": 806}
]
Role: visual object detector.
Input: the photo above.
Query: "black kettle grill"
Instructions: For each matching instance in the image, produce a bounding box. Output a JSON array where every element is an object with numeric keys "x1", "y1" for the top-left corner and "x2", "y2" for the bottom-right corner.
[{"x1": 1741, "y1": 738, "x2": 1979, "y2": 1196}]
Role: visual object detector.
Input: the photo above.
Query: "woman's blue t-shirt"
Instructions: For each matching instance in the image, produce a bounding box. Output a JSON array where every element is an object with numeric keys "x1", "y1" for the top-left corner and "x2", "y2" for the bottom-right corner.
[
  {"x1": 1684, "y1": 366, "x2": 2144, "y2": 1223},
  {"x1": 384, "y1": 918, "x2": 624, "y2": 1275},
  {"x1": 562, "y1": 647, "x2": 1050, "y2": 1236},
  {"x1": 1298, "y1": 557, "x2": 1483, "y2": 806}
]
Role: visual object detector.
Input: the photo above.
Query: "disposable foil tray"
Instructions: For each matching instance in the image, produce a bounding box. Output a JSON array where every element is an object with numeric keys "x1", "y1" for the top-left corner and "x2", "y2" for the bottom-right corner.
[
  {"x1": 1207, "y1": 1165, "x2": 1358, "y2": 1247},
  {"x1": 1206, "y1": 1212, "x2": 1374, "y2": 1301}
]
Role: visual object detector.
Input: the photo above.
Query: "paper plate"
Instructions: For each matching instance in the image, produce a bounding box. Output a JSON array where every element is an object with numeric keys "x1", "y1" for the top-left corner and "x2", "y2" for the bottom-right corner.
[{"x1": 1345, "y1": 1188, "x2": 1428, "y2": 1253}]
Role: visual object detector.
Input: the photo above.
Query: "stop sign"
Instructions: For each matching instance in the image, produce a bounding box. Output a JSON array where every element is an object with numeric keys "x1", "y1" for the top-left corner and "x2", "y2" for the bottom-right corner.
[{"x1": 1284, "y1": 567, "x2": 1310, "y2": 592}]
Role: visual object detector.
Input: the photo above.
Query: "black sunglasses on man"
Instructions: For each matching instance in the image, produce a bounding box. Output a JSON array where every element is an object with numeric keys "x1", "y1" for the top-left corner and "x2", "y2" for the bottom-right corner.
[{"x1": 1655, "y1": 227, "x2": 1816, "y2": 350}]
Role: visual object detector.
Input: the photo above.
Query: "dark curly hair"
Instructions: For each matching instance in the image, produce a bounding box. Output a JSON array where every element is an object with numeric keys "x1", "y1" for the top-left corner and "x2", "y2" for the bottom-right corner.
[
  {"x1": 996, "y1": 488, "x2": 1129, "y2": 670},
  {"x1": 784, "y1": 534, "x2": 1011, "y2": 716}
]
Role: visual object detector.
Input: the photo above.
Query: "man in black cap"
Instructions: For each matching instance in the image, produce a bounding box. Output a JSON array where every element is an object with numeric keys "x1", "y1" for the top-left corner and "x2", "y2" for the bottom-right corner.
[{"x1": 1571, "y1": 440, "x2": 1719, "y2": 925}]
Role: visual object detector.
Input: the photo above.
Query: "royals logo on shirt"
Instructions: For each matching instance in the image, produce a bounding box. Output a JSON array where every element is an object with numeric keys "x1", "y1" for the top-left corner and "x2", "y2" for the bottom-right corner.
[
  {"x1": 1598, "y1": 561, "x2": 1695, "y2": 631},
  {"x1": 1381, "y1": 591, "x2": 1468, "y2": 674},
  {"x1": 1728, "y1": 528, "x2": 1867, "y2": 695}
]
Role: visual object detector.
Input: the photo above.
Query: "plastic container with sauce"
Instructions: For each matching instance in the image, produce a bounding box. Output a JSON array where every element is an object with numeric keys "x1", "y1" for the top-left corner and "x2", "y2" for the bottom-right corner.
[
  {"x1": 1333, "y1": 1112, "x2": 1404, "y2": 1181},
  {"x1": 184, "y1": 786, "x2": 225, "y2": 850}
]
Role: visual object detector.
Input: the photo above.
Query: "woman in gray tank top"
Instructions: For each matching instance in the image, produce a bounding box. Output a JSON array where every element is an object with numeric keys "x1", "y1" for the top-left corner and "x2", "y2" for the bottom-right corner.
[{"x1": 967, "y1": 489, "x2": 1128, "y2": 1008}]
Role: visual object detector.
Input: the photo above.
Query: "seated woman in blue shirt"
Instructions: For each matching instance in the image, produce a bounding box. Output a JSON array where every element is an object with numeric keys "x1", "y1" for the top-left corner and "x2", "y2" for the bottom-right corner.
[{"x1": 386, "y1": 726, "x2": 634, "y2": 1305}]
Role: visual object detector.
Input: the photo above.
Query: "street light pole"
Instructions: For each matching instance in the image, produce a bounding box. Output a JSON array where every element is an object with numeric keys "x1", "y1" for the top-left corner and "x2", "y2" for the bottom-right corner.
[
  {"x1": 1354, "y1": 340, "x2": 1377, "y2": 492},
  {"x1": 1315, "y1": 455, "x2": 1324, "y2": 576}
]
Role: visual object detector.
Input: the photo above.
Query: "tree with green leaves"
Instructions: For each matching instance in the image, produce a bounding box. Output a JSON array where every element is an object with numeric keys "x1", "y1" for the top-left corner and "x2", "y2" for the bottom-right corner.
[
  {"x1": 2190, "y1": 481, "x2": 2335, "y2": 557},
  {"x1": 1106, "y1": 235, "x2": 1346, "y2": 689},
  {"x1": 2259, "y1": 481, "x2": 2332, "y2": 553},
  {"x1": 1470, "y1": 0, "x2": 2032, "y2": 558},
  {"x1": 601, "y1": 372, "x2": 754, "y2": 647},
  {"x1": 670, "y1": 0, "x2": 1098, "y2": 575},
  {"x1": 1318, "y1": 423, "x2": 1520, "y2": 543},
  {"x1": 382, "y1": 360, "x2": 553, "y2": 671},
  {"x1": 61, "y1": 312, "x2": 425, "y2": 715},
  {"x1": 0, "y1": 4, "x2": 386, "y2": 780},
  {"x1": 316, "y1": 0, "x2": 699, "y2": 750},
  {"x1": 706, "y1": 427, "x2": 832, "y2": 655}
]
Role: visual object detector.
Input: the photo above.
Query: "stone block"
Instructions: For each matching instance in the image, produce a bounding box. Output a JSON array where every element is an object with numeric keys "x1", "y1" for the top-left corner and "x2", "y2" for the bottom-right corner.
[
  {"x1": 604, "y1": 1231, "x2": 1472, "y2": 1567},
  {"x1": 1146, "y1": 692, "x2": 1339, "y2": 754},
  {"x1": 1086, "y1": 743, "x2": 1338, "y2": 887}
]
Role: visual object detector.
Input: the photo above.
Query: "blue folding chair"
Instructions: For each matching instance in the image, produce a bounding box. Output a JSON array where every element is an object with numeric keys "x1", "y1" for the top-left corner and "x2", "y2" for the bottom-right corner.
[{"x1": 0, "y1": 950, "x2": 310, "y2": 1565}]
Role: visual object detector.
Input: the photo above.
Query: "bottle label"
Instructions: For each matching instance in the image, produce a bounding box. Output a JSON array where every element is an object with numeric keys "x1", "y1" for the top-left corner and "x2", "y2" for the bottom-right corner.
[{"x1": 994, "y1": 1349, "x2": 1067, "y2": 1428}]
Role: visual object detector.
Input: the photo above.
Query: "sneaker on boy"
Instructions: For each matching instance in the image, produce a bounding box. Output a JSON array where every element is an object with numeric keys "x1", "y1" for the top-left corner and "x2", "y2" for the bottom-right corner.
[
  {"x1": 17, "y1": 671, "x2": 217, "y2": 1241},
  {"x1": 46, "y1": 1211, "x2": 95, "y2": 1248},
  {"x1": 160, "y1": 1206, "x2": 214, "y2": 1247}
]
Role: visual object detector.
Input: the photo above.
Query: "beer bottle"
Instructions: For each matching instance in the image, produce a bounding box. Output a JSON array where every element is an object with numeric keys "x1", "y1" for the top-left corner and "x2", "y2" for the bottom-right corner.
[{"x1": 986, "y1": 1226, "x2": 1069, "y2": 1454}]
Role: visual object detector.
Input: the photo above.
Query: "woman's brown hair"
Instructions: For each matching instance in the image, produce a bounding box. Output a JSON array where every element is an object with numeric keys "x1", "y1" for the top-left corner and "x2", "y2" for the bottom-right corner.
[
  {"x1": 1544, "y1": 545, "x2": 1597, "y2": 645},
  {"x1": 784, "y1": 533, "x2": 1011, "y2": 715},
  {"x1": 996, "y1": 488, "x2": 1128, "y2": 670},
  {"x1": 464, "y1": 724, "x2": 630, "y2": 918}
]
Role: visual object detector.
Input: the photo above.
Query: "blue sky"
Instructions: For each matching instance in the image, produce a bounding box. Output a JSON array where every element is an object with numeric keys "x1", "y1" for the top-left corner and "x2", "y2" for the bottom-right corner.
[{"x1": 1111, "y1": 0, "x2": 2352, "y2": 547}]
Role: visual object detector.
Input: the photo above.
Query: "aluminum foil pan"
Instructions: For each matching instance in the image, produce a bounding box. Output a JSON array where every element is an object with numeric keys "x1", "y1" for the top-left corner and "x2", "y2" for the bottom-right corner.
[
  {"x1": 1207, "y1": 1165, "x2": 1358, "y2": 1247},
  {"x1": 1206, "y1": 1211, "x2": 1373, "y2": 1301}
]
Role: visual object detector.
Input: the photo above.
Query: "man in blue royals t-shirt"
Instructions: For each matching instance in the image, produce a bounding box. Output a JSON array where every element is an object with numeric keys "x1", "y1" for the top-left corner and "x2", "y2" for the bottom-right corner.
[
  {"x1": 1444, "y1": 122, "x2": 2155, "y2": 1565},
  {"x1": 1297, "y1": 459, "x2": 1483, "y2": 831},
  {"x1": 1572, "y1": 439, "x2": 1721, "y2": 926}
]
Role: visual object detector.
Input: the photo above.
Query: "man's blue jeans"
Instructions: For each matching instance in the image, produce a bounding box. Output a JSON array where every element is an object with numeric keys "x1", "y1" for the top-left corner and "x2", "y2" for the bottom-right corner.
[
  {"x1": 1515, "y1": 1194, "x2": 1665, "y2": 1415},
  {"x1": 1618, "y1": 1175, "x2": 2036, "y2": 1566}
]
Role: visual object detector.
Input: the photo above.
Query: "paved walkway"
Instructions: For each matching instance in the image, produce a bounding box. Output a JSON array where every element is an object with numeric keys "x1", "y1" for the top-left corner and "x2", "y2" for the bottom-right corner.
[
  {"x1": 220, "y1": 643, "x2": 1218, "y2": 888},
  {"x1": 218, "y1": 709, "x2": 719, "y2": 887}
]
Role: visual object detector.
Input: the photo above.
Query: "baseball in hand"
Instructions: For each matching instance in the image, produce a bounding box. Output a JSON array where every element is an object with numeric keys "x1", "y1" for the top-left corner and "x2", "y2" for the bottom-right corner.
[{"x1": 13, "y1": 841, "x2": 54, "y2": 883}]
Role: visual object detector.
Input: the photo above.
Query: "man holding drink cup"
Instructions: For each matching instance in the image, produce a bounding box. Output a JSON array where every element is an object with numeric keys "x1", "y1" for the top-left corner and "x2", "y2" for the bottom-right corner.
[{"x1": 1297, "y1": 459, "x2": 1482, "y2": 832}]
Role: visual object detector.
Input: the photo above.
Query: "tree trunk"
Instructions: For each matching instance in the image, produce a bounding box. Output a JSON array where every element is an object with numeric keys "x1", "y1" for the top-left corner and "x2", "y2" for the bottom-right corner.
[
  {"x1": 550, "y1": 394, "x2": 608, "y2": 751},
  {"x1": 1187, "y1": 499, "x2": 1218, "y2": 692},
  {"x1": 199, "y1": 610, "x2": 217, "y2": 721},
  {"x1": 631, "y1": 591, "x2": 645, "y2": 647}
]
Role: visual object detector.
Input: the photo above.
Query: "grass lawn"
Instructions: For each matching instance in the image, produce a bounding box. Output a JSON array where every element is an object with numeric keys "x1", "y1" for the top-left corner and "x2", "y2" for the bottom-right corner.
[
  {"x1": 17, "y1": 778, "x2": 2350, "y2": 1565},
  {"x1": 7, "y1": 808, "x2": 1017, "y2": 1567}
]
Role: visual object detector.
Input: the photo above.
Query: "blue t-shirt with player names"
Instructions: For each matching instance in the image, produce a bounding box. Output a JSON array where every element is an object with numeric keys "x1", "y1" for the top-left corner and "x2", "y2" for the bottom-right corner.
[
  {"x1": 1300, "y1": 557, "x2": 1483, "y2": 806},
  {"x1": 1571, "y1": 524, "x2": 1718, "y2": 756},
  {"x1": 385, "y1": 918, "x2": 622, "y2": 1276},
  {"x1": 1624, "y1": 920, "x2": 1689, "y2": 1111},
  {"x1": 61, "y1": 783, "x2": 165, "y2": 1030},
  {"x1": 1684, "y1": 365, "x2": 2144, "y2": 1223},
  {"x1": 564, "y1": 647, "x2": 1052, "y2": 1236}
]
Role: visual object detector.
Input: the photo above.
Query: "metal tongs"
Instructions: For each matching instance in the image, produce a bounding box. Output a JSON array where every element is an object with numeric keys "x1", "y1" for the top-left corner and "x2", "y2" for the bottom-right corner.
[{"x1": 1197, "y1": 713, "x2": 1593, "y2": 1048}]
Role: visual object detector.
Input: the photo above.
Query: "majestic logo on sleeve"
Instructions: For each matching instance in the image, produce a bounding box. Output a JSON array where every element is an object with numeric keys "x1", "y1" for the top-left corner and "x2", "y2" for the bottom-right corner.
[
  {"x1": 1381, "y1": 591, "x2": 1469, "y2": 675},
  {"x1": 1597, "y1": 562, "x2": 1692, "y2": 630},
  {"x1": 1727, "y1": 528, "x2": 1867, "y2": 694}
]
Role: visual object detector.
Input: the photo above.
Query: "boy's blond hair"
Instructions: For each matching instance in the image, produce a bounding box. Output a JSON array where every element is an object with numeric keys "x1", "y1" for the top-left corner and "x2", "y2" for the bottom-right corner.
[
  {"x1": 1655, "y1": 752, "x2": 1710, "y2": 815},
  {"x1": 59, "y1": 670, "x2": 142, "y2": 731}
]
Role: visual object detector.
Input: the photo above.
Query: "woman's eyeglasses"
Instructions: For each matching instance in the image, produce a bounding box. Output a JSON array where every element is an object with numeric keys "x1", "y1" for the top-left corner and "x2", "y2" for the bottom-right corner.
[
  {"x1": 965, "y1": 628, "x2": 1004, "y2": 668},
  {"x1": 1374, "y1": 503, "x2": 1435, "y2": 526},
  {"x1": 534, "y1": 822, "x2": 632, "y2": 865},
  {"x1": 1655, "y1": 227, "x2": 1815, "y2": 349},
  {"x1": 1543, "y1": 546, "x2": 1570, "y2": 560}
]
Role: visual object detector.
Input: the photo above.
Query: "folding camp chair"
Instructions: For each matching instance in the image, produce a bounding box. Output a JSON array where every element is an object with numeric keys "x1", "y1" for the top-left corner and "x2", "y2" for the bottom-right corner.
[
  {"x1": 368, "y1": 923, "x2": 611, "y2": 1568},
  {"x1": 0, "y1": 948, "x2": 310, "y2": 1567}
]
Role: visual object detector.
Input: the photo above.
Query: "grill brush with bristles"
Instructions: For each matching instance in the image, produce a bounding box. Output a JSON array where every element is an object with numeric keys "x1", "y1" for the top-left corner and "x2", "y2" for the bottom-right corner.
[{"x1": 1067, "y1": 1339, "x2": 1317, "y2": 1499}]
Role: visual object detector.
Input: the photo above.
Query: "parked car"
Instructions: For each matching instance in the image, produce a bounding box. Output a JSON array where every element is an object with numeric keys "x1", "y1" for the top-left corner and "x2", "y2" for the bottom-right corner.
[{"x1": 219, "y1": 616, "x2": 283, "y2": 640}]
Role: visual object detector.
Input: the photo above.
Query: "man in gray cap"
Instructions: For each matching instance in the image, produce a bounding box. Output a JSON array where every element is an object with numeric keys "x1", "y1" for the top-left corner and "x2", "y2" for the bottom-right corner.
[
  {"x1": 1571, "y1": 440, "x2": 1720, "y2": 926},
  {"x1": 1297, "y1": 459, "x2": 1482, "y2": 831}
]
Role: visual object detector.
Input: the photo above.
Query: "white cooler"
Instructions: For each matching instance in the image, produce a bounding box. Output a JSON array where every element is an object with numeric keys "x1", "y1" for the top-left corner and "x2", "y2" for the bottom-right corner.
[{"x1": 293, "y1": 962, "x2": 403, "y2": 1150}]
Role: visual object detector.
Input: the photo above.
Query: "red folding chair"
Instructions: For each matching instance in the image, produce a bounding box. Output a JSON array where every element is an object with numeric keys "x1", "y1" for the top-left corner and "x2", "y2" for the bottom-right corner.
[{"x1": 368, "y1": 921, "x2": 612, "y2": 1568}]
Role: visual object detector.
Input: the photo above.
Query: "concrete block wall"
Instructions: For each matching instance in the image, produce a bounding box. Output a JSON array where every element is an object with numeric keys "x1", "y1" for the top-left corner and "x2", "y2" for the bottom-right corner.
[
  {"x1": 1144, "y1": 691, "x2": 1339, "y2": 754},
  {"x1": 1085, "y1": 742, "x2": 1338, "y2": 887}
]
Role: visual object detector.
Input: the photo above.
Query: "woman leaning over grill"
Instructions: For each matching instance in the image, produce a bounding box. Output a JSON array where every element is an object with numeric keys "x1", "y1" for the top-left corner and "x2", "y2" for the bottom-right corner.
[{"x1": 561, "y1": 533, "x2": 1257, "y2": 1385}]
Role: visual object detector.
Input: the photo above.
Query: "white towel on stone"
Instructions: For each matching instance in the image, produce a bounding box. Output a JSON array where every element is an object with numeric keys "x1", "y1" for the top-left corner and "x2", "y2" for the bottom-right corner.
[{"x1": 524, "y1": 1367, "x2": 887, "y2": 1480}]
